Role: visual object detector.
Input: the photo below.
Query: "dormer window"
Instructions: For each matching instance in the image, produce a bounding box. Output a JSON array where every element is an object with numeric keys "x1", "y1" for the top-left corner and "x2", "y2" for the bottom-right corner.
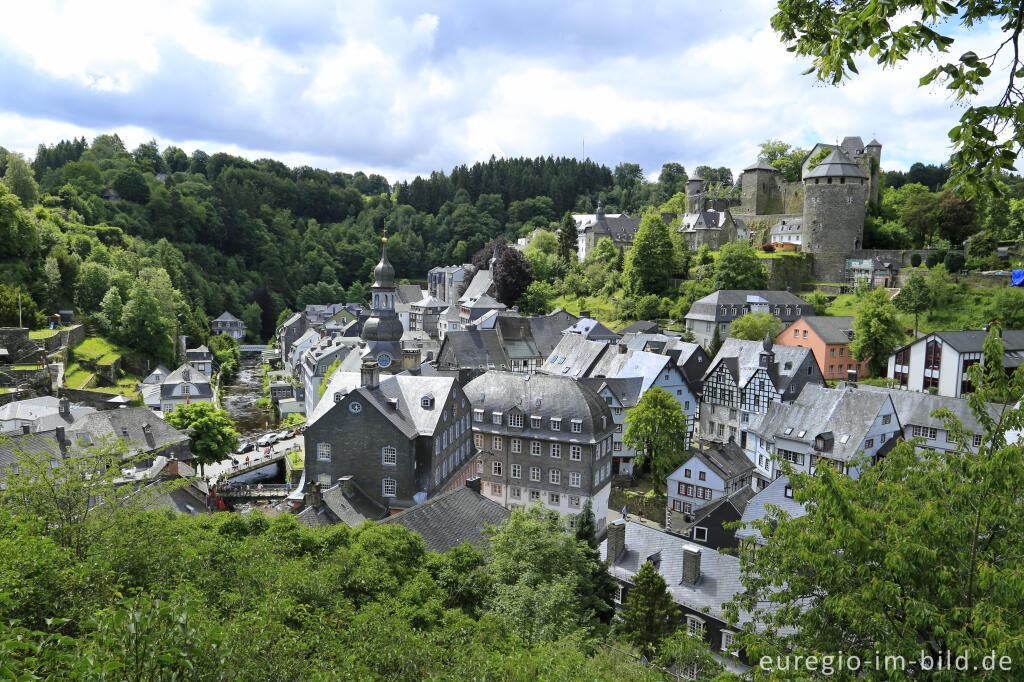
[
  {"x1": 473, "y1": 409, "x2": 484, "y2": 422},
  {"x1": 508, "y1": 413, "x2": 524, "y2": 428},
  {"x1": 570, "y1": 419, "x2": 582, "y2": 433},
  {"x1": 421, "y1": 395, "x2": 435, "y2": 409},
  {"x1": 530, "y1": 415, "x2": 542, "y2": 429},
  {"x1": 492, "y1": 411, "x2": 502, "y2": 425},
  {"x1": 550, "y1": 418, "x2": 561, "y2": 431}
]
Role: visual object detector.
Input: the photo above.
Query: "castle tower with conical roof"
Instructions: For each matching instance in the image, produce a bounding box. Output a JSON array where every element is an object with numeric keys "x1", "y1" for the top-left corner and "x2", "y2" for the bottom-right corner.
[{"x1": 360, "y1": 234, "x2": 404, "y2": 372}]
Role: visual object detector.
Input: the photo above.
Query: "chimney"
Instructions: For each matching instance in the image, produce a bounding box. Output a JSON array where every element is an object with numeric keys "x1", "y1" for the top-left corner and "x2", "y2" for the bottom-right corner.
[
  {"x1": 338, "y1": 475, "x2": 355, "y2": 497},
  {"x1": 607, "y1": 519, "x2": 626, "y2": 564},
  {"x1": 617, "y1": 343, "x2": 627, "y2": 354},
  {"x1": 55, "y1": 426, "x2": 67, "y2": 455},
  {"x1": 303, "y1": 481, "x2": 322, "y2": 508},
  {"x1": 21, "y1": 425, "x2": 30, "y2": 435},
  {"x1": 580, "y1": 309, "x2": 592, "y2": 319},
  {"x1": 361, "y1": 359, "x2": 380, "y2": 390},
  {"x1": 846, "y1": 367, "x2": 858, "y2": 385},
  {"x1": 165, "y1": 457, "x2": 179, "y2": 477},
  {"x1": 183, "y1": 368, "x2": 191, "y2": 382},
  {"x1": 58, "y1": 396, "x2": 70, "y2": 417},
  {"x1": 402, "y1": 348, "x2": 421, "y2": 370},
  {"x1": 466, "y1": 476, "x2": 481, "y2": 493},
  {"x1": 682, "y1": 547, "x2": 702, "y2": 584}
]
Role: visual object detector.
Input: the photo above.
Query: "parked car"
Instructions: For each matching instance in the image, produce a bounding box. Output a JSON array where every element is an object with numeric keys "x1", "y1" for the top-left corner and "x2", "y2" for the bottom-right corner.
[
  {"x1": 276, "y1": 430, "x2": 290, "y2": 441},
  {"x1": 236, "y1": 441, "x2": 255, "y2": 455},
  {"x1": 256, "y1": 433, "x2": 278, "y2": 447}
]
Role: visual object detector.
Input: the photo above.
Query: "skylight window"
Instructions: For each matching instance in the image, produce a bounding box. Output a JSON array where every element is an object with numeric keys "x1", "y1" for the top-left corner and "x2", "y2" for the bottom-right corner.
[
  {"x1": 797, "y1": 430, "x2": 806, "y2": 438},
  {"x1": 839, "y1": 434, "x2": 851, "y2": 444},
  {"x1": 784, "y1": 427, "x2": 793, "y2": 435}
]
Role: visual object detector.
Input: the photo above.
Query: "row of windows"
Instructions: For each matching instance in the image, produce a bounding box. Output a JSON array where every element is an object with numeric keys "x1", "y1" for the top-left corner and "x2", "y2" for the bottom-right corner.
[
  {"x1": 677, "y1": 483, "x2": 713, "y2": 500},
  {"x1": 491, "y1": 461, "x2": 584, "y2": 487},
  {"x1": 475, "y1": 434, "x2": 588, "y2": 461},
  {"x1": 436, "y1": 440, "x2": 473, "y2": 484},
  {"x1": 474, "y1": 409, "x2": 584, "y2": 433},
  {"x1": 490, "y1": 485, "x2": 583, "y2": 508}
]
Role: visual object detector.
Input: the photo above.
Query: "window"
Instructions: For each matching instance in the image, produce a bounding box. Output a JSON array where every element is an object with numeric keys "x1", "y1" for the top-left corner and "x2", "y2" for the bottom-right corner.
[
  {"x1": 568, "y1": 495, "x2": 581, "y2": 509},
  {"x1": 613, "y1": 442, "x2": 622, "y2": 451},
  {"x1": 698, "y1": 471, "x2": 706, "y2": 481},
  {"x1": 694, "y1": 526, "x2": 708, "y2": 542},
  {"x1": 436, "y1": 468, "x2": 440, "y2": 484},
  {"x1": 973, "y1": 433, "x2": 983, "y2": 447},
  {"x1": 684, "y1": 468, "x2": 691, "y2": 478},
  {"x1": 864, "y1": 438, "x2": 874, "y2": 449},
  {"x1": 530, "y1": 490, "x2": 541, "y2": 501},
  {"x1": 793, "y1": 329, "x2": 799, "y2": 337},
  {"x1": 549, "y1": 469, "x2": 561, "y2": 484},
  {"x1": 510, "y1": 486, "x2": 521, "y2": 498},
  {"x1": 778, "y1": 449, "x2": 804, "y2": 465},
  {"x1": 839, "y1": 347, "x2": 845, "y2": 356},
  {"x1": 925, "y1": 339, "x2": 942, "y2": 370},
  {"x1": 474, "y1": 433, "x2": 484, "y2": 449},
  {"x1": 317, "y1": 443, "x2": 331, "y2": 461},
  {"x1": 882, "y1": 414, "x2": 891, "y2": 425},
  {"x1": 570, "y1": 445, "x2": 582, "y2": 461},
  {"x1": 550, "y1": 443, "x2": 562, "y2": 458},
  {"x1": 614, "y1": 585, "x2": 623, "y2": 604},
  {"x1": 476, "y1": 459, "x2": 483, "y2": 474},
  {"x1": 721, "y1": 631, "x2": 735, "y2": 653},
  {"x1": 684, "y1": 401, "x2": 690, "y2": 411},
  {"x1": 569, "y1": 472, "x2": 581, "y2": 487},
  {"x1": 492, "y1": 411, "x2": 502, "y2": 425},
  {"x1": 382, "y1": 478, "x2": 397, "y2": 497},
  {"x1": 529, "y1": 466, "x2": 541, "y2": 482},
  {"x1": 570, "y1": 419, "x2": 582, "y2": 433},
  {"x1": 473, "y1": 409, "x2": 484, "y2": 422},
  {"x1": 511, "y1": 463, "x2": 521, "y2": 478},
  {"x1": 510, "y1": 438, "x2": 522, "y2": 453},
  {"x1": 912, "y1": 425, "x2": 937, "y2": 440},
  {"x1": 686, "y1": 616, "x2": 706, "y2": 639},
  {"x1": 614, "y1": 407, "x2": 622, "y2": 415},
  {"x1": 530, "y1": 415, "x2": 542, "y2": 429},
  {"x1": 550, "y1": 418, "x2": 561, "y2": 431},
  {"x1": 421, "y1": 396, "x2": 433, "y2": 408},
  {"x1": 492, "y1": 436, "x2": 503, "y2": 451},
  {"x1": 381, "y1": 446, "x2": 397, "y2": 465},
  {"x1": 531, "y1": 440, "x2": 542, "y2": 456},
  {"x1": 490, "y1": 483, "x2": 502, "y2": 495},
  {"x1": 492, "y1": 461, "x2": 503, "y2": 476},
  {"x1": 548, "y1": 492, "x2": 560, "y2": 505},
  {"x1": 615, "y1": 424, "x2": 623, "y2": 433},
  {"x1": 508, "y1": 413, "x2": 523, "y2": 428},
  {"x1": 830, "y1": 347, "x2": 835, "y2": 357}
]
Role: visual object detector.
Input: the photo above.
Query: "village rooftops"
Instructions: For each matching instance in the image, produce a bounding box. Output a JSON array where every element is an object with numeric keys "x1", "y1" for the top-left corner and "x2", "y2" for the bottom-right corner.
[
  {"x1": 704, "y1": 338, "x2": 817, "y2": 395},
  {"x1": 734, "y1": 475, "x2": 806, "y2": 545},
  {"x1": 797, "y1": 316, "x2": 856, "y2": 345},
  {"x1": 382, "y1": 483, "x2": 511, "y2": 552},
  {"x1": 685, "y1": 441, "x2": 755, "y2": 481},
  {"x1": 686, "y1": 290, "x2": 812, "y2": 323}
]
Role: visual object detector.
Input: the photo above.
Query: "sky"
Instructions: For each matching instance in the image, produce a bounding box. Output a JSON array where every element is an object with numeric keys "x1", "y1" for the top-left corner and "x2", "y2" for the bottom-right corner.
[{"x1": 0, "y1": 0, "x2": 1008, "y2": 183}]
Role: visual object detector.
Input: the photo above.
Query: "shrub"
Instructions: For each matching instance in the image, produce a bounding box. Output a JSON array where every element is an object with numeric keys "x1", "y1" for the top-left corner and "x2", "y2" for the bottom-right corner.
[
  {"x1": 925, "y1": 250, "x2": 946, "y2": 268},
  {"x1": 761, "y1": 243, "x2": 775, "y2": 252},
  {"x1": 910, "y1": 253, "x2": 922, "y2": 267},
  {"x1": 944, "y1": 251, "x2": 966, "y2": 273}
]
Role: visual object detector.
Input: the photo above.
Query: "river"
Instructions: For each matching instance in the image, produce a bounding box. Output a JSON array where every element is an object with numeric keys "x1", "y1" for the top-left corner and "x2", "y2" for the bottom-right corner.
[{"x1": 220, "y1": 355, "x2": 278, "y2": 441}]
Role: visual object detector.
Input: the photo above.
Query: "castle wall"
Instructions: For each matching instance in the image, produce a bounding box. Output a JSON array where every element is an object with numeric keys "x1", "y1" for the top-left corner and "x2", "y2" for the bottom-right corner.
[{"x1": 802, "y1": 178, "x2": 867, "y2": 254}]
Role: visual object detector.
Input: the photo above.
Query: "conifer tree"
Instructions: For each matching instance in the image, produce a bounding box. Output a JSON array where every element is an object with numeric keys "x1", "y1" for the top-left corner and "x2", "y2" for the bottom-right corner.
[
  {"x1": 619, "y1": 561, "x2": 678, "y2": 657},
  {"x1": 707, "y1": 324, "x2": 723, "y2": 359},
  {"x1": 558, "y1": 211, "x2": 578, "y2": 264},
  {"x1": 624, "y1": 213, "x2": 674, "y2": 295}
]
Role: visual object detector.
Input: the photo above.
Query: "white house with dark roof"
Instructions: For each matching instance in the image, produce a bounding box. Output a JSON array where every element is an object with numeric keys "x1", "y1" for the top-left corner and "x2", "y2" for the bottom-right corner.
[
  {"x1": 0, "y1": 396, "x2": 95, "y2": 434},
  {"x1": 700, "y1": 337, "x2": 825, "y2": 451},
  {"x1": 210, "y1": 311, "x2": 246, "y2": 340},
  {"x1": 666, "y1": 441, "x2": 754, "y2": 520},
  {"x1": 140, "y1": 362, "x2": 214, "y2": 414},
  {"x1": 768, "y1": 217, "x2": 802, "y2": 246},
  {"x1": 601, "y1": 520, "x2": 754, "y2": 672},
  {"x1": 745, "y1": 383, "x2": 900, "y2": 486},
  {"x1": 562, "y1": 317, "x2": 619, "y2": 343},
  {"x1": 184, "y1": 345, "x2": 213, "y2": 376},
  {"x1": 887, "y1": 330, "x2": 1024, "y2": 397},
  {"x1": 685, "y1": 290, "x2": 814, "y2": 347}
]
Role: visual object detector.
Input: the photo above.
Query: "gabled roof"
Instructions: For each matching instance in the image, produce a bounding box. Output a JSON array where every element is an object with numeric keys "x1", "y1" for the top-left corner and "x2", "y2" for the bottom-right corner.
[
  {"x1": 322, "y1": 481, "x2": 387, "y2": 526},
  {"x1": 581, "y1": 376, "x2": 645, "y2": 408},
  {"x1": 619, "y1": 320, "x2": 660, "y2": 335},
  {"x1": 308, "y1": 371, "x2": 363, "y2": 424},
  {"x1": 0, "y1": 397, "x2": 95, "y2": 432},
  {"x1": 437, "y1": 329, "x2": 509, "y2": 370},
  {"x1": 748, "y1": 384, "x2": 894, "y2": 462},
  {"x1": 396, "y1": 284, "x2": 425, "y2": 305},
  {"x1": 704, "y1": 338, "x2": 816, "y2": 394},
  {"x1": 459, "y1": 268, "x2": 494, "y2": 304},
  {"x1": 588, "y1": 348, "x2": 674, "y2": 394},
  {"x1": 376, "y1": 375, "x2": 458, "y2": 436},
  {"x1": 600, "y1": 521, "x2": 748, "y2": 623},
  {"x1": 382, "y1": 485, "x2": 511, "y2": 552},
  {"x1": 845, "y1": 382, "x2": 1002, "y2": 435},
  {"x1": 734, "y1": 475, "x2": 806, "y2": 544},
  {"x1": 680, "y1": 485, "x2": 756, "y2": 531},
  {"x1": 743, "y1": 160, "x2": 779, "y2": 172},
  {"x1": 675, "y1": 441, "x2": 754, "y2": 481},
  {"x1": 686, "y1": 290, "x2": 811, "y2": 322},
  {"x1": 159, "y1": 362, "x2": 213, "y2": 399},
  {"x1": 213, "y1": 311, "x2": 242, "y2": 323},
  {"x1": 540, "y1": 336, "x2": 607, "y2": 378},
  {"x1": 563, "y1": 317, "x2": 618, "y2": 341},
  {"x1": 796, "y1": 316, "x2": 856, "y2": 345}
]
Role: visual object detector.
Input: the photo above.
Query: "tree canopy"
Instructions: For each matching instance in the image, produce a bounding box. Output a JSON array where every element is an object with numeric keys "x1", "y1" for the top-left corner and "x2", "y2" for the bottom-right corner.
[
  {"x1": 164, "y1": 402, "x2": 239, "y2": 474},
  {"x1": 623, "y1": 213, "x2": 674, "y2": 296},
  {"x1": 713, "y1": 242, "x2": 768, "y2": 291},
  {"x1": 729, "y1": 311, "x2": 784, "y2": 342},
  {"x1": 850, "y1": 287, "x2": 906, "y2": 376},
  {"x1": 623, "y1": 386, "x2": 689, "y2": 491}
]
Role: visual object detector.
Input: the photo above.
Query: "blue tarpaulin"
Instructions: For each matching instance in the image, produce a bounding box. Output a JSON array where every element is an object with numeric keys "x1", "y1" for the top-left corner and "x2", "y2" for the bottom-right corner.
[{"x1": 1013, "y1": 270, "x2": 1024, "y2": 287}]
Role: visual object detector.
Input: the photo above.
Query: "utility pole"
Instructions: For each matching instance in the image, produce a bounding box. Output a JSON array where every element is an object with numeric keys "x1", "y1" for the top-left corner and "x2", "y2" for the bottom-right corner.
[{"x1": 18, "y1": 292, "x2": 22, "y2": 328}]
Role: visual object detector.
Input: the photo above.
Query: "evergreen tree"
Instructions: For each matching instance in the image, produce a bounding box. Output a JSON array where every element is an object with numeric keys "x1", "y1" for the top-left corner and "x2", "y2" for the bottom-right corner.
[
  {"x1": 623, "y1": 213, "x2": 674, "y2": 295},
  {"x1": 557, "y1": 211, "x2": 578, "y2": 263},
  {"x1": 707, "y1": 324, "x2": 723, "y2": 359},
  {"x1": 99, "y1": 288, "x2": 123, "y2": 335},
  {"x1": 120, "y1": 281, "x2": 172, "y2": 362},
  {"x1": 618, "y1": 561, "x2": 678, "y2": 657},
  {"x1": 575, "y1": 498, "x2": 599, "y2": 550}
]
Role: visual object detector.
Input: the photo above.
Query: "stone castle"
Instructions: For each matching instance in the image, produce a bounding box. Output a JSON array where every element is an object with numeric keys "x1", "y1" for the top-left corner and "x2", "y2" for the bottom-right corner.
[{"x1": 685, "y1": 136, "x2": 883, "y2": 283}]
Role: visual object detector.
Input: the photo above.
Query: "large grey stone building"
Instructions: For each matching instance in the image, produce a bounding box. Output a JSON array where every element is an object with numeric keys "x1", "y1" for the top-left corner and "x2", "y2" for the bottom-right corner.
[
  {"x1": 302, "y1": 361, "x2": 476, "y2": 513},
  {"x1": 684, "y1": 290, "x2": 814, "y2": 347},
  {"x1": 465, "y1": 371, "x2": 616, "y2": 528}
]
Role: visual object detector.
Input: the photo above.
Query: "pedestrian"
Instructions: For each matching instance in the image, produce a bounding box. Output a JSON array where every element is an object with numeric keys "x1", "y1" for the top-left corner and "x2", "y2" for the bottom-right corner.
[
  {"x1": 286, "y1": 480, "x2": 291, "y2": 492},
  {"x1": 245, "y1": 455, "x2": 250, "y2": 465},
  {"x1": 622, "y1": 505, "x2": 628, "y2": 521},
  {"x1": 257, "y1": 483, "x2": 263, "y2": 493}
]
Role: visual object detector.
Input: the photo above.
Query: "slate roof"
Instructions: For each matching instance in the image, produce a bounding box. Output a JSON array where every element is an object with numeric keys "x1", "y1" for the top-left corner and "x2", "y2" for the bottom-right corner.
[
  {"x1": 679, "y1": 485, "x2": 757, "y2": 532},
  {"x1": 843, "y1": 382, "x2": 1002, "y2": 435},
  {"x1": 381, "y1": 485, "x2": 511, "y2": 552},
  {"x1": 705, "y1": 338, "x2": 817, "y2": 395},
  {"x1": 588, "y1": 348, "x2": 674, "y2": 393},
  {"x1": 894, "y1": 330, "x2": 1024, "y2": 355},
  {"x1": 71, "y1": 407, "x2": 191, "y2": 458},
  {"x1": 620, "y1": 320, "x2": 661, "y2": 335},
  {"x1": 600, "y1": 521, "x2": 749, "y2": 623},
  {"x1": 396, "y1": 284, "x2": 425, "y2": 305},
  {"x1": 734, "y1": 475, "x2": 806, "y2": 544},
  {"x1": 747, "y1": 384, "x2": 894, "y2": 462},
  {"x1": 442, "y1": 304, "x2": 462, "y2": 321},
  {"x1": 540, "y1": 336, "x2": 608, "y2": 378},
  {"x1": 769, "y1": 218, "x2": 802, "y2": 237},
  {"x1": 463, "y1": 293, "x2": 506, "y2": 311},
  {"x1": 464, "y1": 371, "x2": 613, "y2": 442},
  {"x1": 686, "y1": 290, "x2": 811, "y2": 323},
  {"x1": 590, "y1": 214, "x2": 642, "y2": 242},
  {"x1": 743, "y1": 160, "x2": 779, "y2": 173},
  {"x1": 682, "y1": 441, "x2": 755, "y2": 481},
  {"x1": 322, "y1": 480, "x2": 387, "y2": 527},
  {"x1": 459, "y1": 268, "x2": 494, "y2": 304},
  {"x1": 145, "y1": 480, "x2": 208, "y2": 515},
  {"x1": 804, "y1": 147, "x2": 868, "y2": 180},
  {"x1": 563, "y1": 318, "x2": 618, "y2": 341},
  {"x1": 581, "y1": 376, "x2": 644, "y2": 408},
  {"x1": 308, "y1": 371, "x2": 363, "y2": 424},
  {"x1": 0, "y1": 430, "x2": 61, "y2": 472},
  {"x1": 0, "y1": 397, "x2": 96, "y2": 433},
  {"x1": 158, "y1": 362, "x2": 213, "y2": 399},
  {"x1": 141, "y1": 365, "x2": 172, "y2": 385},
  {"x1": 213, "y1": 311, "x2": 242, "y2": 323},
  {"x1": 437, "y1": 329, "x2": 508, "y2": 370},
  {"x1": 798, "y1": 316, "x2": 856, "y2": 345},
  {"x1": 376, "y1": 375, "x2": 458, "y2": 436},
  {"x1": 412, "y1": 293, "x2": 446, "y2": 310}
]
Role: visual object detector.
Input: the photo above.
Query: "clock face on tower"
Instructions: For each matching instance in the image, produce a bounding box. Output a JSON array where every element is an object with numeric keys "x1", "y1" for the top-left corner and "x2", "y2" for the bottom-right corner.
[{"x1": 377, "y1": 352, "x2": 392, "y2": 368}]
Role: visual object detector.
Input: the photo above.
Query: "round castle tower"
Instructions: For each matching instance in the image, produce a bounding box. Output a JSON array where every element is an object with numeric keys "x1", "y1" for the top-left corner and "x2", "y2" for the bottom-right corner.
[{"x1": 801, "y1": 148, "x2": 868, "y2": 254}]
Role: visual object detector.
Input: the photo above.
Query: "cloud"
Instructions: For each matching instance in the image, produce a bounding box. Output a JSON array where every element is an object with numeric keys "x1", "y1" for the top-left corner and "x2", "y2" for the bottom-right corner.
[{"x1": 0, "y1": 1, "x2": 1010, "y2": 182}]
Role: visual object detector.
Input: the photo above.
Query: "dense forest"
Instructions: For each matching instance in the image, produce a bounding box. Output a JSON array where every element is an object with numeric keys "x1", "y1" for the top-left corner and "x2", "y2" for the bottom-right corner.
[{"x1": 0, "y1": 133, "x2": 1015, "y2": 360}]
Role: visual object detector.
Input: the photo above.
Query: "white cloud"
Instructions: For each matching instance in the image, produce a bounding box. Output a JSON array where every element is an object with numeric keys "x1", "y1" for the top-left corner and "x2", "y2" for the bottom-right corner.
[{"x1": 0, "y1": 1, "x2": 1013, "y2": 181}]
